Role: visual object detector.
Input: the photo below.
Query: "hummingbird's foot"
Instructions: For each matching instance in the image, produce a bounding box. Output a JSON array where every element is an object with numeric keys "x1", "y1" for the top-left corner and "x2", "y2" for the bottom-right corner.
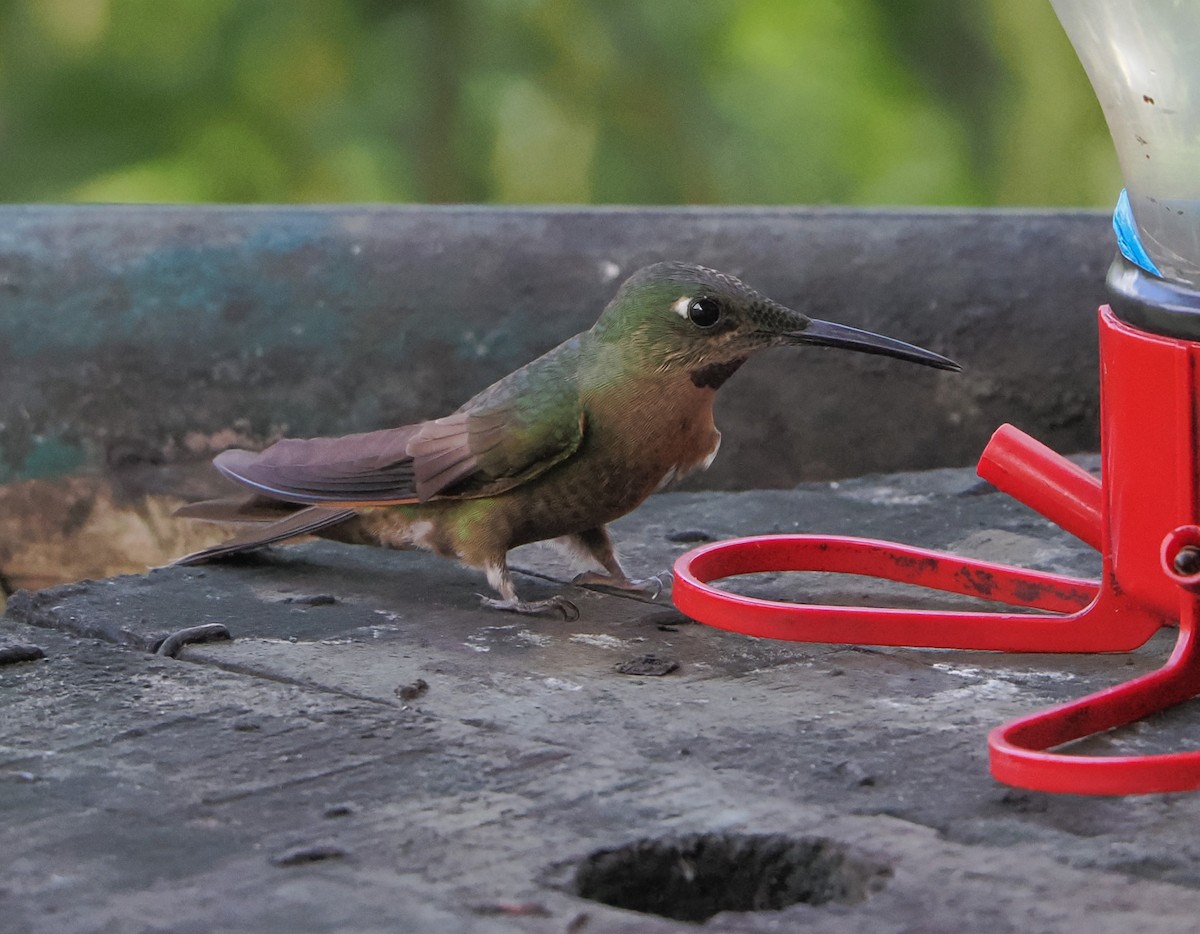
[
  {"x1": 559, "y1": 528, "x2": 667, "y2": 601},
  {"x1": 481, "y1": 558, "x2": 580, "y2": 619},
  {"x1": 478, "y1": 593, "x2": 580, "y2": 621},
  {"x1": 572, "y1": 570, "x2": 667, "y2": 601}
]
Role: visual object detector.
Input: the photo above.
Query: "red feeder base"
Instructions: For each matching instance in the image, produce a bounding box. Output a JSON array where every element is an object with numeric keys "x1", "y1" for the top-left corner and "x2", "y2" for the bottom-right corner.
[{"x1": 673, "y1": 306, "x2": 1200, "y2": 795}]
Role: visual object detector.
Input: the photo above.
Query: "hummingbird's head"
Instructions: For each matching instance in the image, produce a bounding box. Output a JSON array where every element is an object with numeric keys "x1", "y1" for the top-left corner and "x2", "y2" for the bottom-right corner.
[{"x1": 593, "y1": 262, "x2": 959, "y2": 388}]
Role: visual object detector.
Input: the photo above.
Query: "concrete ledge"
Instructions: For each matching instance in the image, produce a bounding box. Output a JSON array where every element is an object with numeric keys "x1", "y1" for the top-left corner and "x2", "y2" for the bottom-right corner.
[
  {"x1": 0, "y1": 205, "x2": 1115, "y2": 593},
  {"x1": 1, "y1": 205, "x2": 1110, "y2": 489}
]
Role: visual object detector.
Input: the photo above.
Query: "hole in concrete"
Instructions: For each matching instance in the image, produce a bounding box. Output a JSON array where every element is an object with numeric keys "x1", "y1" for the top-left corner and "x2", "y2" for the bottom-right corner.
[{"x1": 572, "y1": 832, "x2": 891, "y2": 923}]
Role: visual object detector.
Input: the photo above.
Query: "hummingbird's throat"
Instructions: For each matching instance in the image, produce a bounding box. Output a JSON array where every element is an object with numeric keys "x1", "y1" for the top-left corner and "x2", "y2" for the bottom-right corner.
[{"x1": 690, "y1": 356, "x2": 747, "y2": 389}]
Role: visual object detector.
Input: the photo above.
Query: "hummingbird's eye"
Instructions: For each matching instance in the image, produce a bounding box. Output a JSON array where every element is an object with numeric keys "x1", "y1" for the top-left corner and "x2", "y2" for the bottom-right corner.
[{"x1": 688, "y1": 297, "x2": 722, "y2": 328}]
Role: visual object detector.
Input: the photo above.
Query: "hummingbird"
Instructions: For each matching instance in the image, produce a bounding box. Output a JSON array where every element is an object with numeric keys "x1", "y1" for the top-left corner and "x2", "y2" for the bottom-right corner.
[{"x1": 175, "y1": 262, "x2": 958, "y2": 619}]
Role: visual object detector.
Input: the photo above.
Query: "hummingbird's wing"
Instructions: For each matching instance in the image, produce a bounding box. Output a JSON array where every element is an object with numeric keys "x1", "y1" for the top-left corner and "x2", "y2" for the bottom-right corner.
[
  {"x1": 211, "y1": 425, "x2": 425, "y2": 504},
  {"x1": 406, "y1": 356, "x2": 586, "y2": 501},
  {"x1": 208, "y1": 358, "x2": 586, "y2": 506}
]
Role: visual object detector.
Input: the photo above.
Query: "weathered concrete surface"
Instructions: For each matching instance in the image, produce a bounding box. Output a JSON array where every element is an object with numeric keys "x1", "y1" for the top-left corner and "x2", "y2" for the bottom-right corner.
[{"x1": 7, "y1": 467, "x2": 1200, "y2": 932}]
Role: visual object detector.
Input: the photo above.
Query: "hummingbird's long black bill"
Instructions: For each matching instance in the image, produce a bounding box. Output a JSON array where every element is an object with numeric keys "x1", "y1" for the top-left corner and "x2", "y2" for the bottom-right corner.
[{"x1": 791, "y1": 318, "x2": 961, "y2": 371}]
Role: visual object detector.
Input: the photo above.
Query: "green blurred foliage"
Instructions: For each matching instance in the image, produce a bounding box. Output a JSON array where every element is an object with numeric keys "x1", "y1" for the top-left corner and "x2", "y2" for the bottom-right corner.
[{"x1": 0, "y1": 0, "x2": 1120, "y2": 206}]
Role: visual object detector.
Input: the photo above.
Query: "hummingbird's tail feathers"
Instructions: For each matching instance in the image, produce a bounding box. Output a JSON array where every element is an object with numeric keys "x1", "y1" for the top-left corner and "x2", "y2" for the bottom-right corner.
[
  {"x1": 174, "y1": 494, "x2": 303, "y2": 524},
  {"x1": 171, "y1": 504, "x2": 357, "y2": 566}
]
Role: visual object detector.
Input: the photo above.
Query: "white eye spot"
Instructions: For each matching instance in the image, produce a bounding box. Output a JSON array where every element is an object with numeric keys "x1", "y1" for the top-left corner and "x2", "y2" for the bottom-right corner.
[{"x1": 672, "y1": 296, "x2": 693, "y2": 318}]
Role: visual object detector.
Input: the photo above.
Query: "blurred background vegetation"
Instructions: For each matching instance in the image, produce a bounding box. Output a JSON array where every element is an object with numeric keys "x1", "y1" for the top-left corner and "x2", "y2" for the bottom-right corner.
[{"x1": 0, "y1": 0, "x2": 1120, "y2": 207}]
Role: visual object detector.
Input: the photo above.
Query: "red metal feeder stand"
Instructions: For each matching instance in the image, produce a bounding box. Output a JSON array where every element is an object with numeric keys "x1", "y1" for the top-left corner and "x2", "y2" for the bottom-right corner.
[{"x1": 672, "y1": 2, "x2": 1200, "y2": 795}]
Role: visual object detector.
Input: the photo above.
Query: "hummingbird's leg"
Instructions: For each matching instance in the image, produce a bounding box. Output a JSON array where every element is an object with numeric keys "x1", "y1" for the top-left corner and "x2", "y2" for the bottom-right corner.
[
  {"x1": 566, "y1": 527, "x2": 666, "y2": 599},
  {"x1": 478, "y1": 558, "x2": 580, "y2": 621}
]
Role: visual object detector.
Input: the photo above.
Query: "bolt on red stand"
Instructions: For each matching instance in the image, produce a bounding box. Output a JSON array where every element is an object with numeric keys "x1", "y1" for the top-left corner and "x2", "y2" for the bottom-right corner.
[{"x1": 674, "y1": 0, "x2": 1200, "y2": 796}]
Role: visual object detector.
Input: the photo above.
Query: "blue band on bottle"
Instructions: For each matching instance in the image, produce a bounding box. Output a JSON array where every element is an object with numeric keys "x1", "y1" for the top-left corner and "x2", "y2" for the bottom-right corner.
[{"x1": 1113, "y1": 188, "x2": 1164, "y2": 278}]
